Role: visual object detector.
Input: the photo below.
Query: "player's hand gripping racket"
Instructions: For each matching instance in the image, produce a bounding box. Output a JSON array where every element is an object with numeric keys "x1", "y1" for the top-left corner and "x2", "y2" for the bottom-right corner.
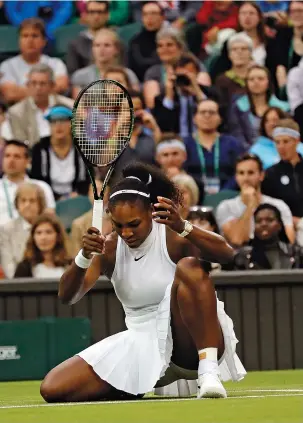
[{"x1": 71, "y1": 79, "x2": 134, "y2": 239}]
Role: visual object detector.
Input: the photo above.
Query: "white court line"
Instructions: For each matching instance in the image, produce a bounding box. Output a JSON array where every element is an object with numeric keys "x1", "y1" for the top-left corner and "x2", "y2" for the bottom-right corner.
[
  {"x1": 0, "y1": 393, "x2": 303, "y2": 410},
  {"x1": 229, "y1": 389, "x2": 303, "y2": 393}
]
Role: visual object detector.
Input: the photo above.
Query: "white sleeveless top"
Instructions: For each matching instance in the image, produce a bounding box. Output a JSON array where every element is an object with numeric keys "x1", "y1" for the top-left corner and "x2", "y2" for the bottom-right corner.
[{"x1": 111, "y1": 221, "x2": 176, "y2": 319}]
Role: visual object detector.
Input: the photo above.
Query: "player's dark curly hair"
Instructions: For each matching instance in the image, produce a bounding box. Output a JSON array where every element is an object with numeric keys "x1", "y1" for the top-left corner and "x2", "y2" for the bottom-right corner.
[{"x1": 108, "y1": 162, "x2": 182, "y2": 210}]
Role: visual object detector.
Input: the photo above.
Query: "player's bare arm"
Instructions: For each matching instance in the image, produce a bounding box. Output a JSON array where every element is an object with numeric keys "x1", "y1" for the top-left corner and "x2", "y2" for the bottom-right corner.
[
  {"x1": 58, "y1": 229, "x2": 117, "y2": 305},
  {"x1": 153, "y1": 196, "x2": 234, "y2": 264}
]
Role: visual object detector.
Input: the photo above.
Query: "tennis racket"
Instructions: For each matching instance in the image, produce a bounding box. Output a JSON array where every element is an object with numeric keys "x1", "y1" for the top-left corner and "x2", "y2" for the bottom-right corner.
[{"x1": 71, "y1": 79, "x2": 134, "y2": 234}]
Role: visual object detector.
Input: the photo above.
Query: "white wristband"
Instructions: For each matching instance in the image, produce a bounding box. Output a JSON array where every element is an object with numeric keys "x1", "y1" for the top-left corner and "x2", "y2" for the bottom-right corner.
[{"x1": 75, "y1": 249, "x2": 92, "y2": 269}]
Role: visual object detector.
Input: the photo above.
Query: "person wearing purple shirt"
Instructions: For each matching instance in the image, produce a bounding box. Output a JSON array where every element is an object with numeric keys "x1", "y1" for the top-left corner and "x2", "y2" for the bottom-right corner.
[{"x1": 184, "y1": 99, "x2": 245, "y2": 194}]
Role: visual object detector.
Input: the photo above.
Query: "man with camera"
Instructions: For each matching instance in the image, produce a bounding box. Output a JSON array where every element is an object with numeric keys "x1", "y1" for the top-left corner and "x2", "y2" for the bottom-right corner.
[
  {"x1": 128, "y1": 91, "x2": 162, "y2": 163},
  {"x1": 152, "y1": 53, "x2": 217, "y2": 138}
]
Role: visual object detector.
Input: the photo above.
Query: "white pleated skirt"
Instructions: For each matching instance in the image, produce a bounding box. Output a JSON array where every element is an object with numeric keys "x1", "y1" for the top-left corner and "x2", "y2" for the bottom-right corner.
[{"x1": 77, "y1": 283, "x2": 246, "y2": 396}]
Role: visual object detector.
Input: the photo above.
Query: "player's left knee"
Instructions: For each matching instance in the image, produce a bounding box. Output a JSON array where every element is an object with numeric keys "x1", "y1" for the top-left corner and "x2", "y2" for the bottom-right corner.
[{"x1": 176, "y1": 257, "x2": 208, "y2": 288}]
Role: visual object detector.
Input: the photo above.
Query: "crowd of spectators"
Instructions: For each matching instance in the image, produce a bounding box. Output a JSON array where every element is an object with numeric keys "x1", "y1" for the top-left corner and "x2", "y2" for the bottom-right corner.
[{"x1": 1, "y1": 0, "x2": 303, "y2": 279}]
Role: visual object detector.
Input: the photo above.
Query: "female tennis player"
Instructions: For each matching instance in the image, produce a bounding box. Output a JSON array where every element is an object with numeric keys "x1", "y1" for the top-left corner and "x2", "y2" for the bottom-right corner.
[{"x1": 40, "y1": 163, "x2": 246, "y2": 402}]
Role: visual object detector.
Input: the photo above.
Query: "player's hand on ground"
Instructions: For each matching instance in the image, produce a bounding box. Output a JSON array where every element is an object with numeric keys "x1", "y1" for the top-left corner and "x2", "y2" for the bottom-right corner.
[
  {"x1": 82, "y1": 227, "x2": 105, "y2": 258},
  {"x1": 152, "y1": 196, "x2": 184, "y2": 234}
]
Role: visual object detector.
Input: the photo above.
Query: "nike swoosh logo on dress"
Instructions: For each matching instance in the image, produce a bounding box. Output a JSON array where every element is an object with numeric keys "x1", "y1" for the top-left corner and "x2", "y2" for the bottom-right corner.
[{"x1": 134, "y1": 255, "x2": 145, "y2": 261}]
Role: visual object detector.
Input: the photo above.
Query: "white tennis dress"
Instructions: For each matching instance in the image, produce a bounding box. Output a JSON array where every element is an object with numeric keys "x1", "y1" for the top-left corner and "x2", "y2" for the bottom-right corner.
[{"x1": 78, "y1": 221, "x2": 246, "y2": 395}]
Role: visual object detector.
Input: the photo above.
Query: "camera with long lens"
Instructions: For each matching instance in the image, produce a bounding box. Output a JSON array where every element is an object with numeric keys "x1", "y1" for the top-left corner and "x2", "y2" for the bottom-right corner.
[
  {"x1": 175, "y1": 74, "x2": 191, "y2": 87},
  {"x1": 134, "y1": 115, "x2": 143, "y2": 125}
]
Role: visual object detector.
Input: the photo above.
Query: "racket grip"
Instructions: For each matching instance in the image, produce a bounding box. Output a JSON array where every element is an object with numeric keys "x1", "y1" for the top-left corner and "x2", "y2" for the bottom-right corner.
[{"x1": 92, "y1": 200, "x2": 103, "y2": 256}]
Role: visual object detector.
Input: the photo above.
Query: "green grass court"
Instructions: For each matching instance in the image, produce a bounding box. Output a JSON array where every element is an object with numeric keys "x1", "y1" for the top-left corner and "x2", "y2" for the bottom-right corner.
[{"x1": 0, "y1": 370, "x2": 302, "y2": 423}]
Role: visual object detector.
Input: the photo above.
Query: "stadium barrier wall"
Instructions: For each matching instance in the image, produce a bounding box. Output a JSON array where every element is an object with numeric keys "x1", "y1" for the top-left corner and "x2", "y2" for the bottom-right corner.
[{"x1": 0, "y1": 270, "x2": 302, "y2": 372}]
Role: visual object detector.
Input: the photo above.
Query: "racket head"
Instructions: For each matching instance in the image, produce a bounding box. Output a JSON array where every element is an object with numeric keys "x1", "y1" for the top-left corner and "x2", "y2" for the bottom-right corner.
[{"x1": 71, "y1": 79, "x2": 134, "y2": 169}]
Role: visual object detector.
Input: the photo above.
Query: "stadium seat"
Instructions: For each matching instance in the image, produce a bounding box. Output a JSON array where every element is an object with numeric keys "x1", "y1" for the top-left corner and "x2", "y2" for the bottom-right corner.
[
  {"x1": 55, "y1": 195, "x2": 92, "y2": 233},
  {"x1": 54, "y1": 23, "x2": 87, "y2": 59},
  {"x1": 203, "y1": 190, "x2": 239, "y2": 210},
  {"x1": 117, "y1": 22, "x2": 142, "y2": 46},
  {"x1": 0, "y1": 26, "x2": 19, "y2": 62}
]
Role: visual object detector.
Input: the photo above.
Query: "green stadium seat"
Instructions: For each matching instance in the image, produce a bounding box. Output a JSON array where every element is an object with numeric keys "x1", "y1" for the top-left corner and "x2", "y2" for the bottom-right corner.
[
  {"x1": 56, "y1": 195, "x2": 92, "y2": 233},
  {"x1": 117, "y1": 22, "x2": 142, "y2": 46},
  {"x1": 54, "y1": 23, "x2": 87, "y2": 58},
  {"x1": 203, "y1": 190, "x2": 239, "y2": 210},
  {"x1": 0, "y1": 26, "x2": 19, "y2": 59}
]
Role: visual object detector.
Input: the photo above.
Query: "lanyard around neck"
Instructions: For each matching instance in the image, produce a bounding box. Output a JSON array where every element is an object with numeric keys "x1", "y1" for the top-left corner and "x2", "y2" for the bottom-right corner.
[
  {"x1": 194, "y1": 133, "x2": 220, "y2": 178},
  {"x1": 3, "y1": 178, "x2": 14, "y2": 219}
]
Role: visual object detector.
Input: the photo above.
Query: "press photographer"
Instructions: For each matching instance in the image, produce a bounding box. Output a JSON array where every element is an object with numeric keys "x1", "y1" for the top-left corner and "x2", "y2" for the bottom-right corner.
[{"x1": 152, "y1": 53, "x2": 218, "y2": 137}]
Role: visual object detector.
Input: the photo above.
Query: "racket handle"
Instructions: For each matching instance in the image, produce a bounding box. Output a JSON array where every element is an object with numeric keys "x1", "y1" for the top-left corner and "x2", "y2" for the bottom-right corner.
[
  {"x1": 92, "y1": 199, "x2": 103, "y2": 256},
  {"x1": 92, "y1": 199, "x2": 103, "y2": 233}
]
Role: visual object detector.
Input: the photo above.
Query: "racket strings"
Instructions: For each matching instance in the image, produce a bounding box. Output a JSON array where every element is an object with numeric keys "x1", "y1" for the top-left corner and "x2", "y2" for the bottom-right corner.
[{"x1": 73, "y1": 81, "x2": 132, "y2": 166}]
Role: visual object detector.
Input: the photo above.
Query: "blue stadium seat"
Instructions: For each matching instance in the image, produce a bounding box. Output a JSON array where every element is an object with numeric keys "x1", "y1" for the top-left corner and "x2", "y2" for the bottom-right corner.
[{"x1": 56, "y1": 195, "x2": 91, "y2": 232}]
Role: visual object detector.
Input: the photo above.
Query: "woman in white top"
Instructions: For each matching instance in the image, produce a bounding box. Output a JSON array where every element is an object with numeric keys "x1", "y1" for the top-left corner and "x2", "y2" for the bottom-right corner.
[
  {"x1": 40, "y1": 163, "x2": 246, "y2": 402},
  {"x1": 14, "y1": 214, "x2": 71, "y2": 278}
]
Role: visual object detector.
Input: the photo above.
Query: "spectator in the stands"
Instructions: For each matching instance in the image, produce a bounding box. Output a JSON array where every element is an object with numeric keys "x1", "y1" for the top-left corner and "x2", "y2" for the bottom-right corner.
[
  {"x1": 215, "y1": 32, "x2": 253, "y2": 112},
  {"x1": 0, "y1": 140, "x2": 55, "y2": 225},
  {"x1": 131, "y1": 1, "x2": 200, "y2": 29},
  {"x1": 71, "y1": 28, "x2": 139, "y2": 99},
  {"x1": 262, "y1": 119, "x2": 303, "y2": 227},
  {"x1": 211, "y1": 2, "x2": 277, "y2": 84},
  {"x1": 31, "y1": 106, "x2": 90, "y2": 200},
  {"x1": 144, "y1": 27, "x2": 186, "y2": 109},
  {"x1": 195, "y1": 1, "x2": 239, "y2": 59},
  {"x1": 128, "y1": 1, "x2": 165, "y2": 82},
  {"x1": 0, "y1": 18, "x2": 69, "y2": 104},
  {"x1": 269, "y1": 0, "x2": 303, "y2": 92},
  {"x1": 128, "y1": 91, "x2": 161, "y2": 163},
  {"x1": 216, "y1": 153, "x2": 295, "y2": 247},
  {"x1": 152, "y1": 53, "x2": 213, "y2": 138},
  {"x1": 66, "y1": 1, "x2": 109, "y2": 76},
  {"x1": 188, "y1": 206, "x2": 219, "y2": 233},
  {"x1": 155, "y1": 134, "x2": 187, "y2": 177},
  {"x1": 4, "y1": 1, "x2": 73, "y2": 41},
  {"x1": 184, "y1": 99, "x2": 245, "y2": 195},
  {"x1": 1, "y1": 64, "x2": 73, "y2": 148},
  {"x1": 229, "y1": 65, "x2": 289, "y2": 148},
  {"x1": 70, "y1": 180, "x2": 112, "y2": 256},
  {"x1": 250, "y1": 107, "x2": 303, "y2": 169},
  {"x1": 14, "y1": 214, "x2": 71, "y2": 278},
  {"x1": 0, "y1": 183, "x2": 46, "y2": 279},
  {"x1": 233, "y1": 204, "x2": 303, "y2": 270},
  {"x1": 287, "y1": 57, "x2": 303, "y2": 139},
  {"x1": 104, "y1": 65, "x2": 131, "y2": 90},
  {"x1": 76, "y1": 0, "x2": 129, "y2": 27},
  {"x1": 171, "y1": 173, "x2": 199, "y2": 219},
  {"x1": 188, "y1": 205, "x2": 221, "y2": 273},
  {"x1": 144, "y1": 27, "x2": 209, "y2": 109}
]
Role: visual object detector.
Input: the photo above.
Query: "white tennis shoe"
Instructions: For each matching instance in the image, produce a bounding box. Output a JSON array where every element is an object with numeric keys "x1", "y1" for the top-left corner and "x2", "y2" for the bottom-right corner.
[{"x1": 197, "y1": 373, "x2": 227, "y2": 399}]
